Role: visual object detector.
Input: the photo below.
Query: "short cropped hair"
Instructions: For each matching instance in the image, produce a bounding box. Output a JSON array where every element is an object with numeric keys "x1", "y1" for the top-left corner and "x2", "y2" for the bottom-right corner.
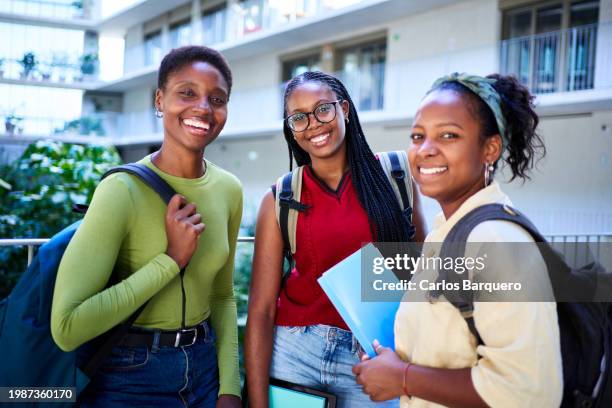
[{"x1": 157, "y1": 46, "x2": 233, "y2": 95}]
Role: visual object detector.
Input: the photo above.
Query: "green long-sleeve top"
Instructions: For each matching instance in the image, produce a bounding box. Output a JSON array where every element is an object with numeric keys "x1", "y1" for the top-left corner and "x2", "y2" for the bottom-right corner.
[{"x1": 51, "y1": 155, "x2": 243, "y2": 397}]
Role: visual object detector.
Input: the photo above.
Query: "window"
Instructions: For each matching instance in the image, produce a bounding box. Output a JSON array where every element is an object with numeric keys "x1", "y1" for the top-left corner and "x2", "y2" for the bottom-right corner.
[
  {"x1": 501, "y1": 1, "x2": 599, "y2": 93},
  {"x1": 335, "y1": 39, "x2": 386, "y2": 111},
  {"x1": 282, "y1": 54, "x2": 321, "y2": 82},
  {"x1": 144, "y1": 31, "x2": 162, "y2": 67},
  {"x1": 202, "y1": 4, "x2": 227, "y2": 45},
  {"x1": 170, "y1": 20, "x2": 191, "y2": 48},
  {"x1": 279, "y1": 53, "x2": 321, "y2": 117},
  {"x1": 238, "y1": 0, "x2": 264, "y2": 35},
  {"x1": 567, "y1": 1, "x2": 599, "y2": 90}
]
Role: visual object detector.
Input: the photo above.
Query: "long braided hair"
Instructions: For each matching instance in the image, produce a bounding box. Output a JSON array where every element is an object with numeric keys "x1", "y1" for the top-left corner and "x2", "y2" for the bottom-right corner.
[{"x1": 282, "y1": 71, "x2": 413, "y2": 243}]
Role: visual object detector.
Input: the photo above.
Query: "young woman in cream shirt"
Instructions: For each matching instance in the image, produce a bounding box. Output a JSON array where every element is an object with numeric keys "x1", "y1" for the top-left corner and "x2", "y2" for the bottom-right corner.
[{"x1": 353, "y1": 74, "x2": 563, "y2": 407}]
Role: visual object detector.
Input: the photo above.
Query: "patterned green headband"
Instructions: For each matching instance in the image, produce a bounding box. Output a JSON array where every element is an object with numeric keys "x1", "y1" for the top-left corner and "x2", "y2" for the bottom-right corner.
[{"x1": 430, "y1": 73, "x2": 508, "y2": 149}]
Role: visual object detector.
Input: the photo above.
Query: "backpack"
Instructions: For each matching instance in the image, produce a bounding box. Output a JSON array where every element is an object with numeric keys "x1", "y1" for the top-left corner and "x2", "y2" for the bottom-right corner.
[
  {"x1": 437, "y1": 203, "x2": 612, "y2": 408},
  {"x1": 0, "y1": 163, "x2": 177, "y2": 401},
  {"x1": 273, "y1": 150, "x2": 415, "y2": 261}
]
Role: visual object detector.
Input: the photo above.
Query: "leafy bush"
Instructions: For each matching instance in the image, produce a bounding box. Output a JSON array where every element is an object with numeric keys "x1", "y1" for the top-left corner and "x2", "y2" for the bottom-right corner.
[
  {"x1": 235, "y1": 221, "x2": 255, "y2": 379},
  {"x1": 0, "y1": 140, "x2": 122, "y2": 297}
]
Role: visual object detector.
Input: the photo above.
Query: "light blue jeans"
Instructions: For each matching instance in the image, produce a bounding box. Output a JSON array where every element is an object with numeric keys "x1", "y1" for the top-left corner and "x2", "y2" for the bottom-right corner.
[{"x1": 270, "y1": 324, "x2": 399, "y2": 408}]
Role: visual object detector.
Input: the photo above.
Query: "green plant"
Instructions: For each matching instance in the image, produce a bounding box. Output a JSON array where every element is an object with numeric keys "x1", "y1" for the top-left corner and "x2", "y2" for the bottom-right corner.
[
  {"x1": 79, "y1": 53, "x2": 98, "y2": 76},
  {"x1": 0, "y1": 140, "x2": 122, "y2": 297},
  {"x1": 4, "y1": 113, "x2": 24, "y2": 134},
  {"x1": 234, "y1": 220, "x2": 255, "y2": 380},
  {"x1": 54, "y1": 116, "x2": 105, "y2": 136},
  {"x1": 19, "y1": 52, "x2": 37, "y2": 78}
]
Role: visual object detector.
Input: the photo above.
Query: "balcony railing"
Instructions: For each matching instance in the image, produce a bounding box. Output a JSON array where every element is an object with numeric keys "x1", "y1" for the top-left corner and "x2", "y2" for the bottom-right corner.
[
  {"x1": 0, "y1": 56, "x2": 98, "y2": 85},
  {"x1": 0, "y1": 0, "x2": 93, "y2": 20},
  {"x1": 123, "y1": 0, "x2": 365, "y2": 75},
  {"x1": 6, "y1": 23, "x2": 612, "y2": 141},
  {"x1": 3, "y1": 61, "x2": 385, "y2": 138},
  {"x1": 0, "y1": 237, "x2": 255, "y2": 267},
  {"x1": 0, "y1": 112, "x2": 109, "y2": 138},
  {"x1": 500, "y1": 23, "x2": 598, "y2": 94}
]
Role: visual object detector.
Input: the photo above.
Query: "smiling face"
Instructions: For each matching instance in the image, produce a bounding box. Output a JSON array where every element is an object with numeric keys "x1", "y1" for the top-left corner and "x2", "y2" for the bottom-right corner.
[
  {"x1": 409, "y1": 89, "x2": 501, "y2": 215},
  {"x1": 285, "y1": 81, "x2": 349, "y2": 162},
  {"x1": 155, "y1": 61, "x2": 229, "y2": 154}
]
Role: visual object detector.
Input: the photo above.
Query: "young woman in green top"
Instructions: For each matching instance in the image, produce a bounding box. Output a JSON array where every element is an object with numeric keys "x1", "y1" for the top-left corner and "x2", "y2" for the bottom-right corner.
[{"x1": 51, "y1": 46, "x2": 243, "y2": 407}]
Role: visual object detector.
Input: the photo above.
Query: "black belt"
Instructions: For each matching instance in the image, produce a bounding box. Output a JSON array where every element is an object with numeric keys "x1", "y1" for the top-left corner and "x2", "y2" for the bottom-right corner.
[{"x1": 119, "y1": 319, "x2": 211, "y2": 348}]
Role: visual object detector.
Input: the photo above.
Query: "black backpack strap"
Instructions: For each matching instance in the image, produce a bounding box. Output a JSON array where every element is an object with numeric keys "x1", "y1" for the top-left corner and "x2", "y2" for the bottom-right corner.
[
  {"x1": 82, "y1": 163, "x2": 178, "y2": 379},
  {"x1": 377, "y1": 151, "x2": 416, "y2": 240},
  {"x1": 387, "y1": 151, "x2": 411, "y2": 211},
  {"x1": 278, "y1": 171, "x2": 295, "y2": 256},
  {"x1": 437, "y1": 204, "x2": 546, "y2": 344},
  {"x1": 101, "y1": 163, "x2": 176, "y2": 205},
  {"x1": 443, "y1": 204, "x2": 545, "y2": 244},
  {"x1": 464, "y1": 315, "x2": 483, "y2": 346}
]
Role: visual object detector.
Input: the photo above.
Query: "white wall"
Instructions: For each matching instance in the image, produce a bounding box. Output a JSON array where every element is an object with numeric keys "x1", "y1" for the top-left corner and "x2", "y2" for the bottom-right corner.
[
  {"x1": 385, "y1": 0, "x2": 500, "y2": 113},
  {"x1": 206, "y1": 133, "x2": 287, "y2": 216},
  {"x1": 225, "y1": 52, "x2": 283, "y2": 131},
  {"x1": 120, "y1": 87, "x2": 158, "y2": 136},
  {"x1": 124, "y1": 87, "x2": 153, "y2": 112},
  {"x1": 500, "y1": 110, "x2": 612, "y2": 234}
]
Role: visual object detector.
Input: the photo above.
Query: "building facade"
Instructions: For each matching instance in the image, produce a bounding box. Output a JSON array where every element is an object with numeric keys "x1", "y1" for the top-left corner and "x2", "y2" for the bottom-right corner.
[{"x1": 1, "y1": 0, "x2": 611, "y2": 234}]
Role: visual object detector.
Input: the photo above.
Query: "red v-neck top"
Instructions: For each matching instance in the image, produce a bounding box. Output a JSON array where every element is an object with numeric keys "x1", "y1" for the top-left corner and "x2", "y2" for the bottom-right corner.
[{"x1": 275, "y1": 166, "x2": 373, "y2": 330}]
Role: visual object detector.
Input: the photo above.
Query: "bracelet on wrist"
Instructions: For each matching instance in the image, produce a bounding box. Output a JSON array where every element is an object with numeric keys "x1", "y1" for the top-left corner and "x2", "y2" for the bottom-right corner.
[{"x1": 403, "y1": 362, "x2": 412, "y2": 397}]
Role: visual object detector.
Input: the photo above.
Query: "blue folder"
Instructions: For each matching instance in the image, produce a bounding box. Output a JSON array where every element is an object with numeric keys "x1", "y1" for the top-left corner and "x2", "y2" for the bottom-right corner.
[{"x1": 317, "y1": 244, "x2": 400, "y2": 357}]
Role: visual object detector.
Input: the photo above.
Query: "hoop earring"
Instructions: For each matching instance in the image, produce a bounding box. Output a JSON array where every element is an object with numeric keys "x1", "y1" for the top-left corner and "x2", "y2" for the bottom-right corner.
[
  {"x1": 155, "y1": 108, "x2": 163, "y2": 118},
  {"x1": 345, "y1": 117, "x2": 349, "y2": 124},
  {"x1": 484, "y1": 162, "x2": 495, "y2": 187}
]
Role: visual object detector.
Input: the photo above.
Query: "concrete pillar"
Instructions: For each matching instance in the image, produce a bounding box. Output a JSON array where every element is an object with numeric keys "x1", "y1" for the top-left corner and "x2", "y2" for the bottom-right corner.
[
  {"x1": 124, "y1": 25, "x2": 144, "y2": 74},
  {"x1": 320, "y1": 43, "x2": 335, "y2": 73},
  {"x1": 226, "y1": 0, "x2": 240, "y2": 42},
  {"x1": 594, "y1": 0, "x2": 612, "y2": 88},
  {"x1": 161, "y1": 15, "x2": 171, "y2": 54},
  {"x1": 191, "y1": 0, "x2": 203, "y2": 44}
]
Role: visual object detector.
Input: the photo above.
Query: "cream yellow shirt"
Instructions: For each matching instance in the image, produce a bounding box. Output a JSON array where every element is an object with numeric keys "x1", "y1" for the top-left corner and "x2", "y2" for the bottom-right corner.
[{"x1": 394, "y1": 182, "x2": 563, "y2": 407}]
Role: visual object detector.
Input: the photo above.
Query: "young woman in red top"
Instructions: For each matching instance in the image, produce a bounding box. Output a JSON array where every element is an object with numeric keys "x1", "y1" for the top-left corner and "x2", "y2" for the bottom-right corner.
[{"x1": 245, "y1": 71, "x2": 426, "y2": 408}]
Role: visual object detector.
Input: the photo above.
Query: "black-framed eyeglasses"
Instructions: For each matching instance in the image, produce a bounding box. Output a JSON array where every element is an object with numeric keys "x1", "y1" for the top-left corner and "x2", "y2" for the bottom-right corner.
[{"x1": 285, "y1": 100, "x2": 342, "y2": 132}]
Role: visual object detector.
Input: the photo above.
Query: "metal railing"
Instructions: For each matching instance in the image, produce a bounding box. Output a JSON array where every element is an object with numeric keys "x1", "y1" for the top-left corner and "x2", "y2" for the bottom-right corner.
[
  {"x1": 0, "y1": 237, "x2": 255, "y2": 267},
  {"x1": 122, "y1": 0, "x2": 366, "y2": 75},
  {"x1": 500, "y1": 23, "x2": 598, "y2": 94},
  {"x1": 2, "y1": 60, "x2": 386, "y2": 139},
  {"x1": 1, "y1": 113, "x2": 82, "y2": 137},
  {"x1": 0, "y1": 57, "x2": 98, "y2": 85},
  {"x1": 0, "y1": 0, "x2": 93, "y2": 20},
  {"x1": 2, "y1": 234, "x2": 609, "y2": 268},
  {"x1": 545, "y1": 234, "x2": 612, "y2": 268}
]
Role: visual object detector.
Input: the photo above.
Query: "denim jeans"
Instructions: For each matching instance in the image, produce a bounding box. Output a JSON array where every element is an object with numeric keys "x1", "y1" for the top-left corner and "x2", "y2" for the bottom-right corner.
[
  {"x1": 270, "y1": 325, "x2": 399, "y2": 408},
  {"x1": 78, "y1": 322, "x2": 219, "y2": 408}
]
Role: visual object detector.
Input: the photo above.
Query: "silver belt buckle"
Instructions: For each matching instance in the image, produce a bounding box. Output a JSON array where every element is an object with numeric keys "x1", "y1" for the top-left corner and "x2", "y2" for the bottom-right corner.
[{"x1": 174, "y1": 327, "x2": 198, "y2": 347}]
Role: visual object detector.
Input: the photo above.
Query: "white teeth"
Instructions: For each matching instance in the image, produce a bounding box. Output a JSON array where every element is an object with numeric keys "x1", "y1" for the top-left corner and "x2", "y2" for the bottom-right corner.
[
  {"x1": 420, "y1": 166, "x2": 448, "y2": 175},
  {"x1": 311, "y1": 133, "x2": 329, "y2": 143},
  {"x1": 183, "y1": 118, "x2": 210, "y2": 130}
]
